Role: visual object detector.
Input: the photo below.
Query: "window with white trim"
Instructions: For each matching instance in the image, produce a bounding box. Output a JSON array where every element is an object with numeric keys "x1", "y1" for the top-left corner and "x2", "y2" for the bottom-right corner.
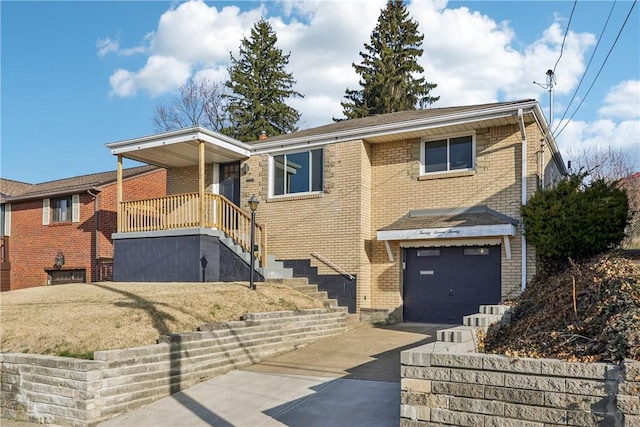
[
  {"x1": 43, "y1": 195, "x2": 80, "y2": 225},
  {"x1": 422, "y1": 134, "x2": 474, "y2": 174},
  {"x1": 272, "y1": 149, "x2": 323, "y2": 196},
  {"x1": 51, "y1": 196, "x2": 73, "y2": 222}
]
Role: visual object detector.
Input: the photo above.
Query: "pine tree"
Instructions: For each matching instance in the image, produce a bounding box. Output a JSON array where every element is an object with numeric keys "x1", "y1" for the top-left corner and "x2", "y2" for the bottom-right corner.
[
  {"x1": 340, "y1": 0, "x2": 438, "y2": 120},
  {"x1": 225, "y1": 19, "x2": 303, "y2": 142}
]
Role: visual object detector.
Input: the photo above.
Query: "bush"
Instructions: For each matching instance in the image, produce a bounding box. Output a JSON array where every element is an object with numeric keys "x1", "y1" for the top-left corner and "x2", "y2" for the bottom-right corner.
[{"x1": 521, "y1": 172, "x2": 629, "y2": 262}]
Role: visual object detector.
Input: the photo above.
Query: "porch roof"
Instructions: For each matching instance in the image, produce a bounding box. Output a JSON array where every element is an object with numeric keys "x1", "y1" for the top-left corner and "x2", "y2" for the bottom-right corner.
[
  {"x1": 106, "y1": 126, "x2": 252, "y2": 168},
  {"x1": 377, "y1": 206, "x2": 518, "y2": 241}
]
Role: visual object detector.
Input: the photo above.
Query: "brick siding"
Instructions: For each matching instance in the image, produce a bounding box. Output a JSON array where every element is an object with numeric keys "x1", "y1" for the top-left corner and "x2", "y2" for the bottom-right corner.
[
  {"x1": 6, "y1": 169, "x2": 166, "y2": 289},
  {"x1": 237, "y1": 121, "x2": 560, "y2": 315}
]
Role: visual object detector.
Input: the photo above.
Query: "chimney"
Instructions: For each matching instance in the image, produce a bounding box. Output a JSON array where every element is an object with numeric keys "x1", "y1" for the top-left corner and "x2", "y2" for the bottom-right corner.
[{"x1": 259, "y1": 130, "x2": 267, "y2": 140}]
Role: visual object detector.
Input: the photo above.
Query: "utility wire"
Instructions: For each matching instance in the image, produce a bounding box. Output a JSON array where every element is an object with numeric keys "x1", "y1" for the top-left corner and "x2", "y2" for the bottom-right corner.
[
  {"x1": 554, "y1": 0, "x2": 637, "y2": 140},
  {"x1": 553, "y1": 0, "x2": 578, "y2": 73},
  {"x1": 552, "y1": 0, "x2": 617, "y2": 136}
]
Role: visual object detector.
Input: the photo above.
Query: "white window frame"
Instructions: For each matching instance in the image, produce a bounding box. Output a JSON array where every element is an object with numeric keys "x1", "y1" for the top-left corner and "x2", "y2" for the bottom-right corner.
[
  {"x1": 269, "y1": 148, "x2": 324, "y2": 198},
  {"x1": 420, "y1": 132, "x2": 476, "y2": 176},
  {"x1": 45, "y1": 195, "x2": 80, "y2": 224},
  {"x1": 2, "y1": 204, "x2": 11, "y2": 236}
]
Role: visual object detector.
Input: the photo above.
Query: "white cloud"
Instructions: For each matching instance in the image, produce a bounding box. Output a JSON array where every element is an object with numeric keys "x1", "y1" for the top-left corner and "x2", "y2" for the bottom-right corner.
[
  {"x1": 556, "y1": 118, "x2": 640, "y2": 171},
  {"x1": 97, "y1": 37, "x2": 119, "y2": 57},
  {"x1": 106, "y1": 0, "x2": 263, "y2": 98},
  {"x1": 109, "y1": 69, "x2": 136, "y2": 97},
  {"x1": 598, "y1": 80, "x2": 640, "y2": 120},
  {"x1": 103, "y1": 0, "x2": 637, "y2": 170},
  {"x1": 109, "y1": 56, "x2": 191, "y2": 98}
]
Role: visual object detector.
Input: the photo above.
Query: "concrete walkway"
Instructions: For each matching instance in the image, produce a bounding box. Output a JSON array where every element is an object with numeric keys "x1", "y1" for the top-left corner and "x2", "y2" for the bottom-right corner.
[{"x1": 97, "y1": 322, "x2": 446, "y2": 427}]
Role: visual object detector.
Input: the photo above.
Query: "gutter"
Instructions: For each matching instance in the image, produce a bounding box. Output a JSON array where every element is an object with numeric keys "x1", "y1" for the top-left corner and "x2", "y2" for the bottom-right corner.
[
  {"x1": 518, "y1": 108, "x2": 527, "y2": 292},
  {"x1": 7, "y1": 185, "x2": 101, "y2": 203},
  {"x1": 87, "y1": 189, "x2": 99, "y2": 282},
  {"x1": 530, "y1": 104, "x2": 568, "y2": 176},
  {"x1": 252, "y1": 100, "x2": 541, "y2": 154},
  {"x1": 106, "y1": 126, "x2": 252, "y2": 156}
]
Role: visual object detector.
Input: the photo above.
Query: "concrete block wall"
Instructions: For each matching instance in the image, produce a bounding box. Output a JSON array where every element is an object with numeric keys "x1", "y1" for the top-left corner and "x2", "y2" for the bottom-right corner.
[
  {"x1": 1, "y1": 308, "x2": 346, "y2": 426},
  {"x1": 619, "y1": 360, "x2": 640, "y2": 425},
  {"x1": 400, "y1": 347, "x2": 640, "y2": 426}
]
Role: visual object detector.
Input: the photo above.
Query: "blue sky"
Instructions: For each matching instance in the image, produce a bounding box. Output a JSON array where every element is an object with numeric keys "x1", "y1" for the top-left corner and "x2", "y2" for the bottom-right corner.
[{"x1": 2, "y1": 0, "x2": 639, "y2": 184}]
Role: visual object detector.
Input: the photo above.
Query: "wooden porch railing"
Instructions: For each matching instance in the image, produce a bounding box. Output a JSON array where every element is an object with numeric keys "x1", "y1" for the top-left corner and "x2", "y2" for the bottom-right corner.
[{"x1": 119, "y1": 193, "x2": 267, "y2": 267}]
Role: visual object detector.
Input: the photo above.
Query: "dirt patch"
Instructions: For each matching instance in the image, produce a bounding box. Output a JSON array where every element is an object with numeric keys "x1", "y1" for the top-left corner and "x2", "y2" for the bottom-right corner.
[
  {"x1": 0, "y1": 282, "x2": 324, "y2": 357},
  {"x1": 483, "y1": 253, "x2": 640, "y2": 362}
]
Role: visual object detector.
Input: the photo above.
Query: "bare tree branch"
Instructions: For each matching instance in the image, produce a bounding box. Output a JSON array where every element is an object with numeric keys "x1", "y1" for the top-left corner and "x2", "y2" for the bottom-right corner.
[{"x1": 152, "y1": 78, "x2": 229, "y2": 133}]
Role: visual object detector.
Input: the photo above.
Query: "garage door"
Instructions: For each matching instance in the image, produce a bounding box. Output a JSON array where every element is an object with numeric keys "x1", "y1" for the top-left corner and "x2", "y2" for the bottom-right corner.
[{"x1": 403, "y1": 246, "x2": 501, "y2": 323}]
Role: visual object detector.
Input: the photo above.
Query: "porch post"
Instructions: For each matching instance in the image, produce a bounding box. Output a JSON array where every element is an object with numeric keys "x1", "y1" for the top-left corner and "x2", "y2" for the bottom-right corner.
[
  {"x1": 116, "y1": 155, "x2": 123, "y2": 232},
  {"x1": 199, "y1": 140, "x2": 205, "y2": 227}
]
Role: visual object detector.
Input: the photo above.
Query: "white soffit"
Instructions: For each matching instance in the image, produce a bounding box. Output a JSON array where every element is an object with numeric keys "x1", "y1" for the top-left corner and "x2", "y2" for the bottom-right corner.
[{"x1": 106, "y1": 127, "x2": 251, "y2": 168}]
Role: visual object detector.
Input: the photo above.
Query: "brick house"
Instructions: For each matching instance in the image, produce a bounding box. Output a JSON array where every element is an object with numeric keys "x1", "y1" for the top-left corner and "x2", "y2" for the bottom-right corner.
[
  {"x1": 0, "y1": 165, "x2": 166, "y2": 291},
  {"x1": 107, "y1": 99, "x2": 566, "y2": 323}
]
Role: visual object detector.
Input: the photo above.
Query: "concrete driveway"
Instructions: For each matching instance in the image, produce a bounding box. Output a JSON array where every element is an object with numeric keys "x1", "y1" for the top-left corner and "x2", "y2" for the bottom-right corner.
[{"x1": 97, "y1": 322, "x2": 446, "y2": 427}]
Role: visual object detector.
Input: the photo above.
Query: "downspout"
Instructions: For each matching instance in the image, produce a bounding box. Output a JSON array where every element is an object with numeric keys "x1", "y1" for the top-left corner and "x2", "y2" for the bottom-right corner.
[
  {"x1": 518, "y1": 109, "x2": 527, "y2": 291},
  {"x1": 87, "y1": 189, "x2": 99, "y2": 282}
]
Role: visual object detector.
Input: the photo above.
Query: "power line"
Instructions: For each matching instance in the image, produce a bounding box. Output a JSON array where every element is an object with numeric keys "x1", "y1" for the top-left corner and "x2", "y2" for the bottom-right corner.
[
  {"x1": 552, "y1": 1, "x2": 617, "y2": 136},
  {"x1": 553, "y1": 0, "x2": 578, "y2": 74},
  {"x1": 554, "y1": 0, "x2": 637, "y2": 140}
]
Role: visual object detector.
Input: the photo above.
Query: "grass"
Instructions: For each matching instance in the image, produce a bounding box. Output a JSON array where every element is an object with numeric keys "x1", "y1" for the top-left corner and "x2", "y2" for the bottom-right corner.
[{"x1": 0, "y1": 281, "x2": 324, "y2": 358}]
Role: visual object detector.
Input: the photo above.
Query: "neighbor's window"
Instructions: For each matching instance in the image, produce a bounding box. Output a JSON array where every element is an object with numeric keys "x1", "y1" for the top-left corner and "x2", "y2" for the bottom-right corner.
[
  {"x1": 273, "y1": 149, "x2": 323, "y2": 196},
  {"x1": 51, "y1": 196, "x2": 73, "y2": 222},
  {"x1": 423, "y1": 135, "x2": 474, "y2": 173}
]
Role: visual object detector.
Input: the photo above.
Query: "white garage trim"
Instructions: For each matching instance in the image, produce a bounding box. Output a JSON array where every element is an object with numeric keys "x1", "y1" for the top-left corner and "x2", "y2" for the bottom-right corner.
[{"x1": 377, "y1": 224, "x2": 516, "y2": 241}]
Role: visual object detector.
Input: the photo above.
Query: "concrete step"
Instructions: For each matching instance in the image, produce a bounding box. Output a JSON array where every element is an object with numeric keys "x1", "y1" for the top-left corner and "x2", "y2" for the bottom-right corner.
[
  {"x1": 437, "y1": 326, "x2": 479, "y2": 343},
  {"x1": 263, "y1": 256, "x2": 294, "y2": 279},
  {"x1": 322, "y1": 298, "x2": 338, "y2": 308},
  {"x1": 289, "y1": 284, "x2": 320, "y2": 294},
  {"x1": 478, "y1": 304, "x2": 512, "y2": 316},
  {"x1": 462, "y1": 313, "x2": 504, "y2": 328},
  {"x1": 266, "y1": 277, "x2": 310, "y2": 286}
]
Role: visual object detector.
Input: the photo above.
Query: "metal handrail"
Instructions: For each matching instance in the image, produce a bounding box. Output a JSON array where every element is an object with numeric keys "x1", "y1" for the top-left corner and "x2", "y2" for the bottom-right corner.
[{"x1": 311, "y1": 252, "x2": 355, "y2": 280}]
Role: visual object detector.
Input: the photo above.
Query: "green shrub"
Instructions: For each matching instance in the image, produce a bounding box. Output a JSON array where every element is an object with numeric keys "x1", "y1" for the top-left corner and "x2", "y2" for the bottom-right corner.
[{"x1": 521, "y1": 172, "x2": 629, "y2": 263}]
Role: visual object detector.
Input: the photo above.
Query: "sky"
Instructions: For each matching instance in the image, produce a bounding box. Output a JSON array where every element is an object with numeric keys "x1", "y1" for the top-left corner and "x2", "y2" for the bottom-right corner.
[{"x1": 1, "y1": 0, "x2": 639, "y2": 184}]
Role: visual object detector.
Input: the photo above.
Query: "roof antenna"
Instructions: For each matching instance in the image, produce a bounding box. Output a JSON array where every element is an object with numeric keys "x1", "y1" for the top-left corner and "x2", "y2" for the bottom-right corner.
[{"x1": 534, "y1": 69, "x2": 556, "y2": 127}]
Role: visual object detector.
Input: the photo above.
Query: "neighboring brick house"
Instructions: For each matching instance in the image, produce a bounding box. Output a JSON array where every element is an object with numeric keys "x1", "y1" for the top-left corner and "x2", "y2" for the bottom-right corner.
[
  {"x1": 0, "y1": 166, "x2": 166, "y2": 291},
  {"x1": 107, "y1": 99, "x2": 566, "y2": 323}
]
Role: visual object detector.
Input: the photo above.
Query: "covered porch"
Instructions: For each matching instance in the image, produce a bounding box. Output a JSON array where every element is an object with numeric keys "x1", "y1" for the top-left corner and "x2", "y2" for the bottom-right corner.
[{"x1": 106, "y1": 127, "x2": 267, "y2": 269}]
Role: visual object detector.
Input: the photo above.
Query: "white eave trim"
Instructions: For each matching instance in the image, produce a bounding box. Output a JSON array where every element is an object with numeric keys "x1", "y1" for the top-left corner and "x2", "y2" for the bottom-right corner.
[
  {"x1": 106, "y1": 126, "x2": 252, "y2": 157},
  {"x1": 376, "y1": 224, "x2": 517, "y2": 241},
  {"x1": 252, "y1": 100, "x2": 540, "y2": 154}
]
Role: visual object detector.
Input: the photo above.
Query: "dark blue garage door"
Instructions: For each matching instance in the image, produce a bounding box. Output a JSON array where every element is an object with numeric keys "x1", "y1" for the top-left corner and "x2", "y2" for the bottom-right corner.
[{"x1": 403, "y1": 246, "x2": 501, "y2": 324}]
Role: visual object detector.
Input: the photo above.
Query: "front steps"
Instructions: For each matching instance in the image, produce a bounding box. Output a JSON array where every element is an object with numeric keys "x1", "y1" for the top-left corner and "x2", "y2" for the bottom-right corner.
[
  {"x1": 432, "y1": 304, "x2": 512, "y2": 352},
  {"x1": 217, "y1": 234, "x2": 355, "y2": 320},
  {"x1": 217, "y1": 234, "x2": 293, "y2": 279},
  {"x1": 266, "y1": 277, "x2": 339, "y2": 310}
]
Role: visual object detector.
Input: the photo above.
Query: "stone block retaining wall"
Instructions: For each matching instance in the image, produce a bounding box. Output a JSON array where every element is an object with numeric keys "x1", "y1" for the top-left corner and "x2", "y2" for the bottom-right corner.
[
  {"x1": 401, "y1": 347, "x2": 640, "y2": 426},
  {"x1": 1, "y1": 308, "x2": 346, "y2": 426}
]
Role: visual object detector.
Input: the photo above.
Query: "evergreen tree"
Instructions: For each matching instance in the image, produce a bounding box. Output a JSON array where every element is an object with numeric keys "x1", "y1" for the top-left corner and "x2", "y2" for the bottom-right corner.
[
  {"x1": 225, "y1": 19, "x2": 303, "y2": 142},
  {"x1": 340, "y1": 0, "x2": 438, "y2": 120}
]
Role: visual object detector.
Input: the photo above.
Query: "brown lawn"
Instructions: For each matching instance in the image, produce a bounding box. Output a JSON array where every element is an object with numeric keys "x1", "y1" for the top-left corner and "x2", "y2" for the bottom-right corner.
[{"x1": 0, "y1": 282, "x2": 323, "y2": 357}]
